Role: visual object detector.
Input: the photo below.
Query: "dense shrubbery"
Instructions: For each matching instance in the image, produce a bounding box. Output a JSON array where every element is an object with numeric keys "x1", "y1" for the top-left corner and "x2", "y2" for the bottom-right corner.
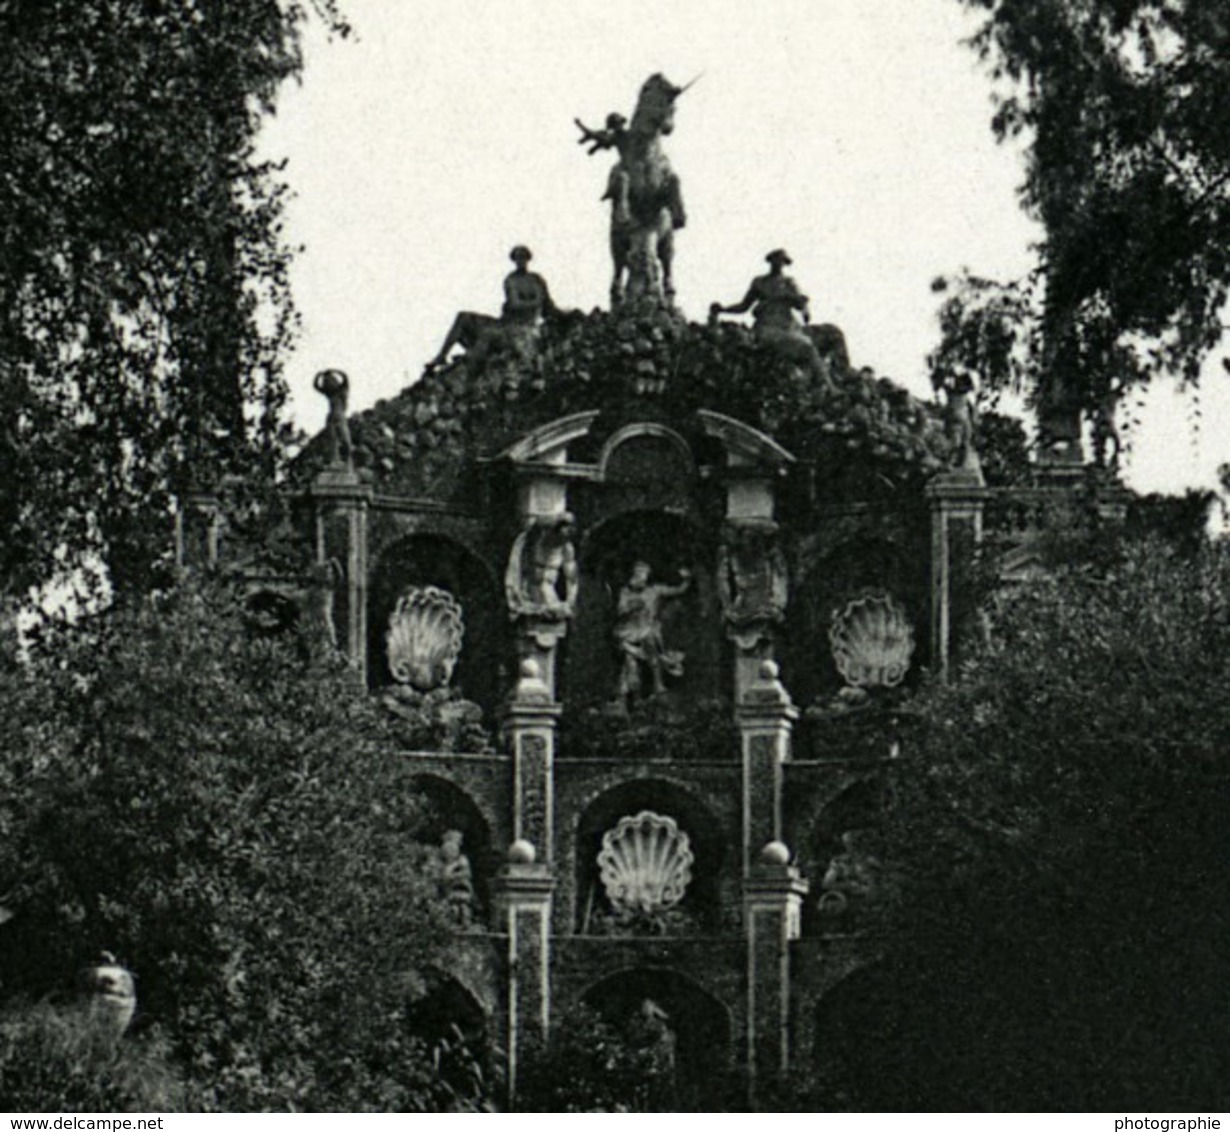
[
  {"x1": 0, "y1": 581, "x2": 480, "y2": 1111},
  {"x1": 818, "y1": 532, "x2": 1230, "y2": 1110}
]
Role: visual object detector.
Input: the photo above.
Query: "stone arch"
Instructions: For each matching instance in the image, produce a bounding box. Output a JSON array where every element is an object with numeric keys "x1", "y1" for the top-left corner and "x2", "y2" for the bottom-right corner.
[
  {"x1": 597, "y1": 422, "x2": 695, "y2": 484},
  {"x1": 404, "y1": 969, "x2": 491, "y2": 1093},
  {"x1": 580, "y1": 966, "x2": 738, "y2": 1110},
  {"x1": 409, "y1": 773, "x2": 496, "y2": 923},
  {"x1": 368, "y1": 532, "x2": 509, "y2": 709},
  {"x1": 566, "y1": 508, "x2": 721, "y2": 707},
  {"x1": 794, "y1": 775, "x2": 894, "y2": 938},
  {"x1": 571, "y1": 777, "x2": 726, "y2": 934}
]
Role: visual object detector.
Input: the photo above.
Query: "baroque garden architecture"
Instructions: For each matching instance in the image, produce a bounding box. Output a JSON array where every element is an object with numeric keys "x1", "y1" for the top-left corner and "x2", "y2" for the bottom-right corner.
[{"x1": 177, "y1": 77, "x2": 1128, "y2": 1107}]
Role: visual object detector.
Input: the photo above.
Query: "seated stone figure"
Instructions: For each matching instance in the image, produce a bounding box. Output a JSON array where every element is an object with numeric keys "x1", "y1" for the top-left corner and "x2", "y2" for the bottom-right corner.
[
  {"x1": 709, "y1": 249, "x2": 837, "y2": 394},
  {"x1": 426, "y1": 245, "x2": 560, "y2": 373}
]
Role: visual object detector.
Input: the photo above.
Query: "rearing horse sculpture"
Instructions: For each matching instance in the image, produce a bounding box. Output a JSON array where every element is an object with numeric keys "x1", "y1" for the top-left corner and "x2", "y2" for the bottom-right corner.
[{"x1": 577, "y1": 74, "x2": 691, "y2": 309}]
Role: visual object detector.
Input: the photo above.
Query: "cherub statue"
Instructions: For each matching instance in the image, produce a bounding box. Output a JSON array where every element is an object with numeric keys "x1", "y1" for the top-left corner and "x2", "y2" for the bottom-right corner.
[
  {"x1": 613, "y1": 560, "x2": 692, "y2": 701},
  {"x1": 313, "y1": 369, "x2": 353, "y2": 468},
  {"x1": 709, "y1": 250, "x2": 837, "y2": 394}
]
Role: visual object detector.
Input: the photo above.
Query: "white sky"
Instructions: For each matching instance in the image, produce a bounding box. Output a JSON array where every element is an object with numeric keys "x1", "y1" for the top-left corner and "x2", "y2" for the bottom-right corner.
[{"x1": 259, "y1": 0, "x2": 1229, "y2": 507}]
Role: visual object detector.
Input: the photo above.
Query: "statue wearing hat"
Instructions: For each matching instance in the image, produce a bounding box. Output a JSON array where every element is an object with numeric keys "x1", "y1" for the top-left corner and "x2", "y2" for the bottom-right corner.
[
  {"x1": 426, "y1": 245, "x2": 562, "y2": 373},
  {"x1": 710, "y1": 250, "x2": 837, "y2": 393}
]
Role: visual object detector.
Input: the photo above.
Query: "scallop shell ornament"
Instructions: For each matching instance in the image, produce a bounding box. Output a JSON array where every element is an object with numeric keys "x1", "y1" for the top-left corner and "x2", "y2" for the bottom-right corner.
[
  {"x1": 829, "y1": 593, "x2": 915, "y2": 688},
  {"x1": 386, "y1": 585, "x2": 464, "y2": 691},
  {"x1": 597, "y1": 811, "x2": 694, "y2": 916}
]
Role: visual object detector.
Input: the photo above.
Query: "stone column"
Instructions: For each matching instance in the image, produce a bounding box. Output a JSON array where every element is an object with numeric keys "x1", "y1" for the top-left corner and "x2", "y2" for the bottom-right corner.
[
  {"x1": 736, "y1": 661, "x2": 797, "y2": 876},
  {"x1": 744, "y1": 843, "x2": 809, "y2": 1096},
  {"x1": 492, "y1": 843, "x2": 554, "y2": 1106},
  {"x1": 309, "y1": 467, "x2": 372, "y2": 677},
  {"x1": 500, "y1": 661, "x2": 562, "y2": 860},
  {"x1": 926, "y1": 468, "x2": 987, "y2": 681}
]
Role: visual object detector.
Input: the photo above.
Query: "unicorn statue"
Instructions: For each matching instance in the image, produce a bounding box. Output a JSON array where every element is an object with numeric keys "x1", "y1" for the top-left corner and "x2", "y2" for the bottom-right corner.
[{"x1": 576, "y1": 74, "x2": 694, "y2": 310}]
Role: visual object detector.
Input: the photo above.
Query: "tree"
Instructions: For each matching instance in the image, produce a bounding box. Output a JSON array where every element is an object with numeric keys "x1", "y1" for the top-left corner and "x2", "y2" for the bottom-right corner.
[
  {"x1": 822, "y1": 531, "x2": 1230, "y2": 1109},
  {"x1": 934, "y1": 0, "x2": 1230, "y2": 447},
  {"x1": 0, "y1": 580, "x2": 485, "y2": 1111},
  {"x1": 0, "y1": 2, "x2": 321, "y2": 600}
]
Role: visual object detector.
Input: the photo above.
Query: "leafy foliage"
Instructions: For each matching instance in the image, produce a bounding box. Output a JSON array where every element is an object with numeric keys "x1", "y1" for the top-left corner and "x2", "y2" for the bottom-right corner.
[
  {"x1": 0, "y1": 1003, "x2": 203, "y2": 1113},
  {"x1": 0, "y1": 2, "x2": 309, "y2": 599},
  {"x1": 826, "y1": 533, "x2": 1230, "y2": 1109},
  {"x1": 0, "y1": 580, "x2": 475, "y2": 1111},
  {"x1": 937, "y1": 0, "x2": 1230, "y2": 427}
]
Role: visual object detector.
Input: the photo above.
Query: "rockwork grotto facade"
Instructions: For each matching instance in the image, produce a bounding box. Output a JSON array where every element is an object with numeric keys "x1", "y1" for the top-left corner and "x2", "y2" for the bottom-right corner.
[{"x1": 176, "y1": 75, "x2": 1130, "y2": 1108}]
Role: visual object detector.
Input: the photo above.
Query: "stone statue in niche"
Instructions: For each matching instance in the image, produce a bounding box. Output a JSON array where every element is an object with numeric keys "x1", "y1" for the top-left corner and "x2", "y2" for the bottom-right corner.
[
  {"x1": 716, "y1": 522, "x2": 788, "y2": 649},
  {"x1": 386, "y1": 585, "x2": 464, "y2": 692},
  {"x1": 505, "y1": 513, "x2": 579, "y2": 620},
  {"x1": 818, "y1": 830, "x2": 879, "y2": 917},
  {"x1": 577, "y1": 74, "x2": 692, "y2": 309},
  {"x1": 709, "y1": 249, "x2": 837, "y2": 393},
  {"x1": 313, "y1": 368, "x2": 353, "y2": 469},
  {"x1": 613, "y1": 560, "x2": 692, "y2": 702},
  {"x1": 439, "y1": 829, "x2": 475, "y2": 924},
  {"x1": 425, "y1": 245, "x2": 561, "y2": 373}
]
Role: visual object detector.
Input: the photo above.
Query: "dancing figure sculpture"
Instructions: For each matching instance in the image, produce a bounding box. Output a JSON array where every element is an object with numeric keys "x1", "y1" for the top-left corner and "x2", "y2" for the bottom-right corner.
[{"x1": 577, "y1": 74, "x2": 692, "y2": 309}]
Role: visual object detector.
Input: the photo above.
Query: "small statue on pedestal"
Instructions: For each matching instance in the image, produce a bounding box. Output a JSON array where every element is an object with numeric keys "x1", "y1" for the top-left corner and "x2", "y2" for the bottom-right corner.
[
  {"x1": 313, "y1": 369, "x2": 353, "y2": 468},
  {"x1": 940, "y1": 371, "x2": 980, "y2": 473}
]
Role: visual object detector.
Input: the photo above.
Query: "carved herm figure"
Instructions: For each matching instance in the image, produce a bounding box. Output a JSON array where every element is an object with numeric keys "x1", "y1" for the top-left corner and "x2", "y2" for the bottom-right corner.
[{"x1": 313, "y1": 369, "x2": 353, "y2": 468}]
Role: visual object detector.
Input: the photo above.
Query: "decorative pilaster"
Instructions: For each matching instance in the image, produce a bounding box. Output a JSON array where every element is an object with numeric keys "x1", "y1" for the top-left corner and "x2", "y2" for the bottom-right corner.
[
  {"x1": 736, "y1": 661, "x2": 797, "y2": 876},
  {"x1": 309, "y1": 466, "x2": 372, "y2": 676},
  {"x1": 493, "y1": 842, "x2": 555, "y2": 1106},
  {"x1": 926, "y1": 468, "x2": 987, "y2": 681},
  {"x1": 500, "y1": 660, "x2": 562, "y2": 865},
  {"x1": 744, "y1": 842, "x2": 809, "y2": 1096}
]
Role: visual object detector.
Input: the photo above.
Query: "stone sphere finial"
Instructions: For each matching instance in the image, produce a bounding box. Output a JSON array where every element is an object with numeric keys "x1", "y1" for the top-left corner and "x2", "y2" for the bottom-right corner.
[
  {"x1": 512, "y1": 657, "x2": 551, "y2": 703},
  {"x1": 520, "y1": 658, "x2": 540, "y2": 680},
  {"x1": 759, "y1": 660, "x2": 780, "y2": 682},
  {"x1": 508, "y1": 839, "x2": 537, "y2": 864},
  {"x1": 760, "y1": 840, "x2": 791, "y2": 866}
]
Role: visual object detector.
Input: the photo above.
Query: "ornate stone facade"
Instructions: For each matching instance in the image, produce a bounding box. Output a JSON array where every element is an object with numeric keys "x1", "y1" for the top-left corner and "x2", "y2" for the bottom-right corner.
[{"x1": 188, "y1": 73, "x2": 1135, "y2": 1110}]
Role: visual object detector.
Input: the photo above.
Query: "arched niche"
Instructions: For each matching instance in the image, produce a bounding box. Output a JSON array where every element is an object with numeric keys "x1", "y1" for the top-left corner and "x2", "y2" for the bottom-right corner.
[
  {"x1": 782, "y1": 534, "x2": 926, "y2": 707},
  {"x1": 796, "y1": 776, "x2": 893, "y2": 938},
  {"x1": 581, "y1": 967, "x2": 738, "y2": 1111},
  {"x1": 571, "y1": 778, "x2": 726, "y2": 934},
  {"x1": 404, "y1": 970, "x2": 490, "y2": 1096},
  {"x1": 410, "y1": 773, "x2": 495, "y2": 924},
  {"x1": 367, "y1": 533, "x2": 508, "y2": 710},
  {"x1": 564, "y1": 509, "x2": 721, "y2": 709}
]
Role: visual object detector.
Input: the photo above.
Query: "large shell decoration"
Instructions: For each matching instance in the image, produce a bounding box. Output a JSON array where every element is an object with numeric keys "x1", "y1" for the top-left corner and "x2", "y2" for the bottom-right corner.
[
  {"x1": 829, "y1": 592, "x2": 915, "y2": 688},
  {"x1": 386, "y1": 585, "x2": 464, "y2": 691},
  {"x1": 597, "y1": 811, "x2": 694, "y2": 916}
]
